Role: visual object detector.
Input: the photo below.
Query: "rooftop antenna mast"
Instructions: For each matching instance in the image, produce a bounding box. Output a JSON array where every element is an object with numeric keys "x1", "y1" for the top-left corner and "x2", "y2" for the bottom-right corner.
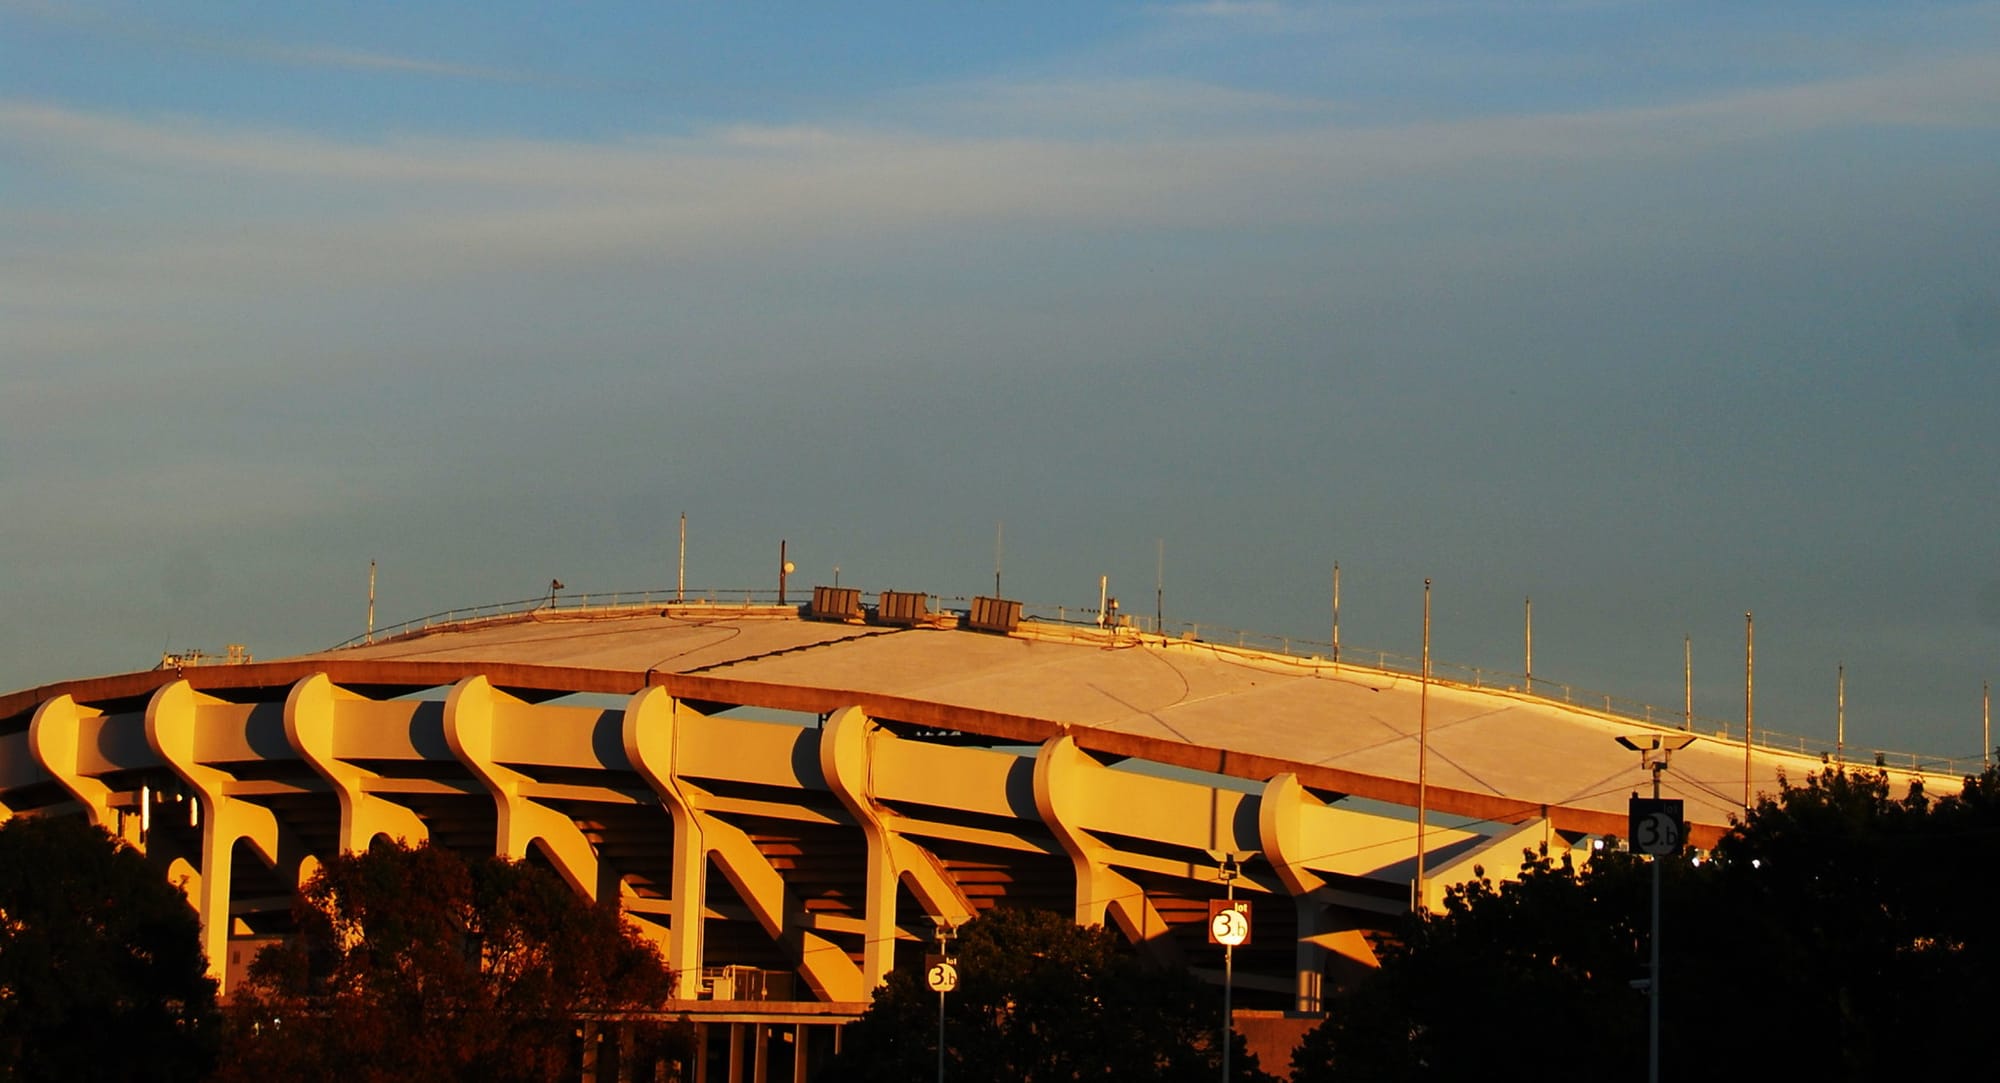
[
  {"x1": 1743, "y1": 612, "x2": 1755, "y2": 809},
  {"x1": 1330, "y1": 562, "x2": 1340, "y2": 667},
  {"x1": 1414, "y1": 578, "x2": 1432, "y2": 911},
  {"x1": 1837, "y1": 663, "x2": 1846, "y2": 766}
]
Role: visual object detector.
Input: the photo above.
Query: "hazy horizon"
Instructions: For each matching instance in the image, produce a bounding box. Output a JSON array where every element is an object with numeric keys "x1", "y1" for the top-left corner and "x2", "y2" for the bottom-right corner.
[{"x1": 5, "y1": 1, "x2": 1998, "y2": 760}]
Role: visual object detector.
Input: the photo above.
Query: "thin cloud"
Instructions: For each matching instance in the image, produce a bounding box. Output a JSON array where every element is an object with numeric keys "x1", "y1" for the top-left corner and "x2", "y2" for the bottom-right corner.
[
  {"x1": 1, "y1": 0, "x2": 534, "y2": 83},
  {"x1": 3, "y1": 47, "x2": 1996, "y2": 343},
  {"x1": 1158, "y1": 1, "x2": 1285, "y2": 16},
  {"x1": 221, "y1": 42, "x2": 529, "y2": 83}
]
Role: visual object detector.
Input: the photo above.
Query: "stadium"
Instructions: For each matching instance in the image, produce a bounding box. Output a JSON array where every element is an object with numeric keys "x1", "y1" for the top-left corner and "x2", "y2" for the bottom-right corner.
[{"x1": 0, "y1": 585, "x2": 1959, "y2": 1080}]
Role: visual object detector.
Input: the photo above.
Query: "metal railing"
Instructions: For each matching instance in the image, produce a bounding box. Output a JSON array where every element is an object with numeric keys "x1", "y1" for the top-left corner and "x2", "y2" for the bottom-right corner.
[{"x1": 329, "y1": 587, "x2": 1985, "y2": 778}]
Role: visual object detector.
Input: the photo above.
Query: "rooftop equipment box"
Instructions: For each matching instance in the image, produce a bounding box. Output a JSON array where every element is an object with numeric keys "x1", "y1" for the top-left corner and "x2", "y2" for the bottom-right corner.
[
  {"x1": 966, "y1": 596, "x2": 1022, "y2": 633},
  {"x1": 809, "y1": 586, "x2": 863, "y2": 622},
  {"x1": 876, "y1": 590, "x2": 931, "y2": 626}
]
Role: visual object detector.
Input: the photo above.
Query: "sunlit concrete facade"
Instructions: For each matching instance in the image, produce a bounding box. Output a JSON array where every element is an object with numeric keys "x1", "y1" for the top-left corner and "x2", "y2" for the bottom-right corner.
[{"x1": 0, "y1": 602, "x2": 1949, "y2": 1080}]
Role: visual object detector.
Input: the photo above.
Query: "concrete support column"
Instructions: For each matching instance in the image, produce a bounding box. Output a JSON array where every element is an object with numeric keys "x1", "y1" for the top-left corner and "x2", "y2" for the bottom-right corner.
[
  {"x1": 1291, "y1": 897, "x2": 1329, "y2": 1013},
  {"x1": 1031, "y1": 735, "x2": 1178, "y2": 961},
  {"x1": 444, "y1": 675, "x2": 600, "y2": 898},
  {"x1": 284, "y1": 673, "x2": 427, "y2": 852},
  {"x1": 623, "y1": 686, "x2": 708, "y2": 998},
  {"x1": 819, "y1": 706, "x2": 898, "y2": 988},
  {"x1": 1260, "y1": 773, "x2": 1329, "y2": 1012},
  {"x1": 28, "y1": 695, "x2": 114, "y2": 828},
  {"x1": 145, "y1": 680, "x2": 286, "y2": 992},
  {"x1": 1033, "y1": 735, "x2": 1118, "y2": 927}
]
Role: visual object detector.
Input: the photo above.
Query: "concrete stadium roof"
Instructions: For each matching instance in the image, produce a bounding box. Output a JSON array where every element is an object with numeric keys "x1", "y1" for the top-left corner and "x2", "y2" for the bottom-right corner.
[
  {"x1": 292, "y1": 605, "x2": 1948, "y2": 846},
  {"x1": 4, "y1": 602, "x2": 1951, "y2": 848}
]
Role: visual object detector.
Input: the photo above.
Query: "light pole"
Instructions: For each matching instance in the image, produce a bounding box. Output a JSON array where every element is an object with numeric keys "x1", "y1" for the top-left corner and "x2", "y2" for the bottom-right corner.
[
  {"x1": 1616, "y1": 733, "x2": 1696, "y2": 1083},
  {"x1": 926, "y1": 923, "x2": 958, "y2": 1083},
  {"x1": 1208, "y1": 852, "x2": 1252, "y2": 1083},
  {"x1": 778, "y1": 540, "x2": 794, "y2": 606}
]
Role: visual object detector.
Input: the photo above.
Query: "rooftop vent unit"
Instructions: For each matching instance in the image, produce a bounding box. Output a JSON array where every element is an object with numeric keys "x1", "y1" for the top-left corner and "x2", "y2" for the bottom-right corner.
[
  {"x1": 965, "y1": 595, "x2": 1022, "y2": 633},
  {"x1": 809, "y1": 585, "x2": 863, "y2": 622},
  {"x1": 875, "y1": 590, "x2": 931, "y2": 626}
]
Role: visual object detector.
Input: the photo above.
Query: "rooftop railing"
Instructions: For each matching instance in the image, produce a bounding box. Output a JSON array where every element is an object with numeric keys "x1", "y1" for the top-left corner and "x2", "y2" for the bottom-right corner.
[{"x1": 329, "y1": 587, "x2": 1986, "y2": 780}]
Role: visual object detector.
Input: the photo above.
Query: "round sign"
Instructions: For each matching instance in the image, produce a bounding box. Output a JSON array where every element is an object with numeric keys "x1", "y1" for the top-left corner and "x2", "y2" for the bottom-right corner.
[
  {"x1": 1210, "y1": 907, "x2": 1249, "y2": 947},
  {"x1": 926, "y1": 960, "x2": 959, "y2": 993},
  {"x1": 1634, "y1": 812, "x2": 1682, "y2": 856}
]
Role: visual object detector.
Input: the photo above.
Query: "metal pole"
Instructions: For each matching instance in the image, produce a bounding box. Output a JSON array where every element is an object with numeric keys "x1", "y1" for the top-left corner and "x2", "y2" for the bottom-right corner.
[
  {"x1": 1524, "y1": 596, "x2": 1532, "y2": 691},
  {"x1": 677, "y1": 512, "x2": 686, "y2": 602},
  {"x1": 366, "y1": 559, "x2": 376, "y2": 644},
  {"x1": 1683, "y1": 635, "x2": 1692, "y2": 732},
  {"x1": 1221, "y1": 857, "x2": 1236, "y2": 1083},
  {"x1": 995, "y1": 521, "x2": 1003, "y2": 598},
  {"x1": 1331, "y1": 563, "x2": 1341, "y2": 667},
  {"x1": 1415, "y1": 579, "x2": 1431, "y2": 911},
  {"x1": 1985, "y1": 681, "x2": 1992, "y2": 770},
  {"x1": 779, "y1": 539, "x2": 789, "y2": 606},
  {"x1": 1156, "y1": 539, "x2": 1164, "y2": 636},
  {"x1": 1744, "y1": 612, "x2": 1754, "y2": 809},
  {"x1": 935, "y1": 923, "x2": 952, "y2": 1083},
  {"x1": 1837, "y1": 664, "x2": 1846, "y2": 766},
  {"x1": 1648, "y1": 756, "x2": 1663, "y2": 1083}
]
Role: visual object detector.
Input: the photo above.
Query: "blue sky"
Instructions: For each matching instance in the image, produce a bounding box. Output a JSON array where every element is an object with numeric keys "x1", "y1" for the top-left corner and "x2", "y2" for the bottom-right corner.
[{"x1": 5, "y1": 1, "x2": 2000, "y2": 763}]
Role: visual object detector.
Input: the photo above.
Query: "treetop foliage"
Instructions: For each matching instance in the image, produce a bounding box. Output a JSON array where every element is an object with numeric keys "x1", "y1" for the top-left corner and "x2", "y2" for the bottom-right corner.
[
  {"x1": 825, "y1": 905, "x2": 1277, "y2": 1082},
  {"x1": 0, "y1": 815, "x2": 219, "y2": 1083},
  {"x1": 1292, "y1": 764, "x2": 2000, "y2": 1082},
  {"x1": 215, "y1": 840, "x2": 680, "y2": 1083}
]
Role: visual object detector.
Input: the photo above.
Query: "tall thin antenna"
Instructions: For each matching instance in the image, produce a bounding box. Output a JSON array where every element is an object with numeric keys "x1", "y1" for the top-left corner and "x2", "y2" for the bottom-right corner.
[
  {"x1": 366, "y1": 560, "x2": 377, "y2": 644},
  {"x1": 1155, "y1": 539, "x2": 1164, "y2": 635},
  {"x1": 1331, "y1": 562, "x2": 1341, "y2": 666},
  {"x1": 1415, "y1": 577, "x2": 1432, "y2": 912},
  {"x1": 1524, "y1": 596, "x2": 1533, "y2": 691},
  {"x1": 994, "y1": 521, "x2": 1003, "y2": 597},
  {"x1": 1683, "y1": 635, "x2": 1693, "y2": 732},
  {"x1": 1744, "y1": 612, "x2": 1755, "y2": 809},
  {"x1": 1837, "y1": 663, "x2": 1846, "y2": 766},
  {"x1": 677, "y1": 512, "x2": 686, "y2": 602},
  {"x1": 1985, "y1": 680, "x2": 1991, "y2": 770}
]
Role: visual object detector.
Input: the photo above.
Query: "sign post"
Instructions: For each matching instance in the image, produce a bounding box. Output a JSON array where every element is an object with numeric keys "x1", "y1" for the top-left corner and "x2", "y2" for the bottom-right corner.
[
  {"x1": 1208, "y1": 861, "x2": 1251, "y2": 1083},
  {"x1": 927, "y1": 925, "x2": 957, "y2": 1083},
  {"x1": 1616, "y1": 735, "x2": 1694, "y2": 1083}
]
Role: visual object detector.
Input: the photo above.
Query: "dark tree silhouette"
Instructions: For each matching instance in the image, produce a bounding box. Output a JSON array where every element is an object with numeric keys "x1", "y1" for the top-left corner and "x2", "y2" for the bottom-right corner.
[
  {"x1": 215, "y1": 840, "x2": 683, "y2": 1083},
  {"x1": 1293, "y1": 764, "x2": 2000, "y2": 1082},
  {"x1": 824, "y1": 905, "x2": 1276, "y2": 1082},
  {"x1": 0, "y1": 815, "x2": 219, "y2": 1083}
]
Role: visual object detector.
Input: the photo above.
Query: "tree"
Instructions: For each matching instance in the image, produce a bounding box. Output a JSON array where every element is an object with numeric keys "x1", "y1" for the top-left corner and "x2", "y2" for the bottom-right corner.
[
  {"x1": 215, "y1": 840, "x2": 683, "y2": 1083},
  {"x1": 0, "y1": 815, "x2": 219, "y2": 1083},
  {"x1": 1291, "y1": 846, "x2": 1656, "y2": 1083},
  {"x1": 1685, "y1": 765, "x2": 2000, "y2": 1077},
  {"x1": 1292, "y1": 765, "x2": 2000, "y2": 1082},
  {"x1": 824, "y1": 906, "x2": 1277, "y2": 1082}
]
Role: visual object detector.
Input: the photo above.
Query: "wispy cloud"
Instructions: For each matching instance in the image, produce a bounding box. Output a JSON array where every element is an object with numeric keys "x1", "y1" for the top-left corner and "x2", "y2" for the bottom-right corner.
[
  {"x1": 2, "y1": 48, "x2": 1996, "y2": 387},
  {"x1": 2, "y1": 0, "x2": 533, "y2": 83},
  {"x1": 1158, "y1": 0, "x2": 1285, "y2": 16}
]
